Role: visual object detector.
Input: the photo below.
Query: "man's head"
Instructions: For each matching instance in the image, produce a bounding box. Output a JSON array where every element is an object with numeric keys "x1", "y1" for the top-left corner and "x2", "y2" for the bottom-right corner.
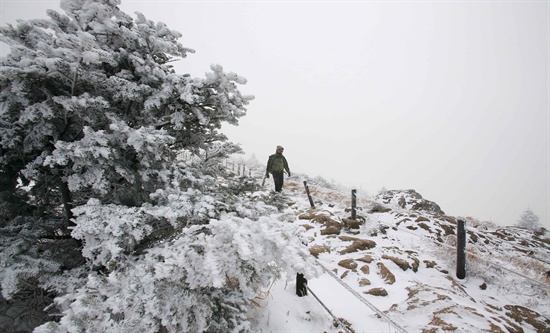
[{"x1": 276, "y1": 145, "x2": 284, "y2": 154}]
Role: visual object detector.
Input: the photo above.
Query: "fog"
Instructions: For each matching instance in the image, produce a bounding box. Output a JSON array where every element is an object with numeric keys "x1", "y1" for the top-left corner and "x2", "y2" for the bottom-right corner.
[{"x1": 1, "y1": 0, "x2": 548, "y2": 227}]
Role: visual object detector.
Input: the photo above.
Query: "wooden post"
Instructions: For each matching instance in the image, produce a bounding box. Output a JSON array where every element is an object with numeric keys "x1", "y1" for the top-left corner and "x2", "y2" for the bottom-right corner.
[
  {"x1": 351, "y1": 189, "x2": 357, "y2": 220},
  {"x1": 296, "y1": 273, "x2": 307, "y2": 297},
  {"x1": 456, "y1": 219, "x2": 466, "y2": 279},
  {"x1": 303, "y1": 181, "x2": 315, "y2": 208}
]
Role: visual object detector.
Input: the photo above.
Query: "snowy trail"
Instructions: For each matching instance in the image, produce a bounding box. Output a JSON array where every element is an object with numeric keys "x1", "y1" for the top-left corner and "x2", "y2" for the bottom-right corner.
[
  {"x1": 250, "y1": 270, "x2": 400, "y2": 333},
  {"x1": 307, "y1": 273, "x2": 399, "y2": 333}
]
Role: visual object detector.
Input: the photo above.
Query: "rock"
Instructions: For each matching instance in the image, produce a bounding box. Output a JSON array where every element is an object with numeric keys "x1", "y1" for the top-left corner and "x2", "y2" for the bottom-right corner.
[
  {"x1": 312, "y1": 215, "x2": 337, "y2": 225},
  {"x1": 368, "y1": 202, "x2": 392, "y2": 213},
  {"x1": 342, "y1": 218, "x2": 363, "y2": 230},
  {"x1": 321, "y1": 225, "x2": 341, "y2": 235},
  {"x1": 300, "y1": 224, "x2": 314, "y2": 231},
  {"x1": 504, "y1": 305, "x2": 550, "y2": 331},
  {"x1": 357, "y1": 255, "x2": 375, "y2": 264},
  {"x1": 318, "y1": 217, "x2": 342, "y2": 235},
  {"x1": 364, "y1": 287, "x2": 388, "y2": 297},
  {"x1": 439, "y1": 223, "x2": 455, "y2": 236},
  {"x1": 410, "y1": 257, "x2": 420, "y2": 272},
  {"x1": 298, "y1": 210, "x2": 316, "y2": 220},
  {"x1": 382, "y1": 254, "x2": 410, "y2": 271},
  {"x1": 398, "y1": 196, "x2": 406, "y2": 208},
  {"x1": 359, "y1": 278, "x2": 371, "y2": 287},
  {"x1": 338, "y1": 259, "x2": 358, "y2": 270},
  {"x1": 340, "y1": 270, "x2": 349, "y2": 279},
  {"x1": 377, "y1": 262, "x2": 396, "y2": 284},
  {"x1": 480, "y1": 283, "x2": 487, "y2": 290},
  {"x1": 360, "y1": 265, "x2": 370, "y2": 274},
  {"x1": 417, "y1": 223, "x2": 431, "y2": 232},
  {"x1": 338, "y1": 236, "x2": 360, "y2": 242},
  {"x1": 339, "y1": 239, "x2": 377, "y2": 254}
]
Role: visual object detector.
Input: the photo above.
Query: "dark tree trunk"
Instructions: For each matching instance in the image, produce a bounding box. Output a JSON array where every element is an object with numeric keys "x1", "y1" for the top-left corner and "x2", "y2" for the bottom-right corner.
[
  {"x1": 58, "y1": 178, "x2": 75, "y2": 226},
  {"x1": 0, "y1": 154, "x2": 33, "y2": 223}
]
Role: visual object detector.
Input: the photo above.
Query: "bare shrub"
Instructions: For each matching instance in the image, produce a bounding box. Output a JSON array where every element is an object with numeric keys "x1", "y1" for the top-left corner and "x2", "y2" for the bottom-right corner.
[{"x1": 459, "y1": 216, "x2": 498, "y2": 230}]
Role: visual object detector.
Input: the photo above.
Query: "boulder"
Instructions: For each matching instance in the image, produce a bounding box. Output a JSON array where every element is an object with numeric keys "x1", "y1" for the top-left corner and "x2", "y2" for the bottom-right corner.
[{"x1": 375, "y1": 189, "x2": 445, "y2": 215}]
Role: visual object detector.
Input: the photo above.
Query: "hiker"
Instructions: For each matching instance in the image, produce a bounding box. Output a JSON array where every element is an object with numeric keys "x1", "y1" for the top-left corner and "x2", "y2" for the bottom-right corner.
[{"x1": 265, "y1": 145, "x2": 290, "y2": 192}]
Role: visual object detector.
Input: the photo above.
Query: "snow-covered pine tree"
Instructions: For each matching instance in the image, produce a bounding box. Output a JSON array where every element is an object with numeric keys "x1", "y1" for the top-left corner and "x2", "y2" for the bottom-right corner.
[
  {"x1": 515, "y1": 208, "x2": 542, "y2": 232},
  {"x1": 0, "y1": 1, "x2": 319, "y2": 331}
]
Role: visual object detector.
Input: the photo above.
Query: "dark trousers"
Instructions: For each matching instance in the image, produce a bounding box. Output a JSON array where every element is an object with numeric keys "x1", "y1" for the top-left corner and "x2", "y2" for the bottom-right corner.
[{"x1": 272, "y1": 172, "x2": 284, "y2": 192}]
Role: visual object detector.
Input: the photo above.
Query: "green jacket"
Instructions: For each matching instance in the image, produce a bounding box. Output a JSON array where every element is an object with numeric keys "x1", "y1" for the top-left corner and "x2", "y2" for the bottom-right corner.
[{"x1": 266, "y1": 153, "x2": 290, "y2": 175}]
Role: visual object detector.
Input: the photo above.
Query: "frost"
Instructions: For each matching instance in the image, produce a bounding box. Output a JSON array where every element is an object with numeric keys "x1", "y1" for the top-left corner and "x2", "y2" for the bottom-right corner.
[
  {"x1": 18, "y1": 101, "x2": 54, "y2": 123},
  {"x1": 71, "y1": 198, "x2": 153, "y2": 267},
  {"x1": 81, "y1": 50, "x2": 100, "y2": 64},
  {"x1": 44, "y1": 126, "x2": 112, "y2": 192},
  {"x1": 192, "y1": 107, "x2": 208, "y2": 125},
  {"x1": 36, "y1": 210, "x2": 319, "y2": 332},
  {"x1": 0, "y1": 0, "x2": 263, "y2": 331}
]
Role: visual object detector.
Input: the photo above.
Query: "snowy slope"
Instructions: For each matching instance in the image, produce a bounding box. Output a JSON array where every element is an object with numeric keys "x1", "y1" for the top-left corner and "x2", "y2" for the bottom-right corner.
[{"x1": 247, "y1": 175, "x2": 550, "y2": 333}]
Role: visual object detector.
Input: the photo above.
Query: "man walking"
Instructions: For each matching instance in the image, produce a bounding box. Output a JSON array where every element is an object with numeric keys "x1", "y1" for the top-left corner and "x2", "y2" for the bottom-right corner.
[{"x1": 265, "y1": 146, "x2": 290, "y2": 192}]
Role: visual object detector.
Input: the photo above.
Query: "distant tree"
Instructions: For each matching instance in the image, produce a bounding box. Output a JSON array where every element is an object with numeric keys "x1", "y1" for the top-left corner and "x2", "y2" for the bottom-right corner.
[
  {"x1": 0, "y1": 0, "x2": 318, "y2": 332},
  {"x1": 247, "y1": 153, "x2": 260, "y2": 166},
  {"x1": 515, "y1": 208, "x2": 542, "y2": 232}
]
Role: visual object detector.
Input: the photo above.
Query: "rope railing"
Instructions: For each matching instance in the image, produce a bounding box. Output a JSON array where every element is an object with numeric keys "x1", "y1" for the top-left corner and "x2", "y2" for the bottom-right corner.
[
  {"x1": 375, "y1": 216, "x2": 550, "y2": 290},
  {"x1": 305, "y1": 285, "x2": 354, "y2": 333},
  {"x1": 214, "y1": 161, "x2": 549, "y2": 327},
  {"x1": 314, "y1": 259, "x2": 409, "y2": 333},
  {"x1": 288, "y1": 178, "x2": 550, "y2": 290},
  {"x1": 221, "y1": 160, "x2": 550, "y2": 292}
]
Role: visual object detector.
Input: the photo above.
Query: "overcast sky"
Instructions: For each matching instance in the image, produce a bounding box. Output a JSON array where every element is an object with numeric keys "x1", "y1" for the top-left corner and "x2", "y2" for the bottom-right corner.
[{"x1": 1, "y1": 0, "x2": 548, "y2": 228}]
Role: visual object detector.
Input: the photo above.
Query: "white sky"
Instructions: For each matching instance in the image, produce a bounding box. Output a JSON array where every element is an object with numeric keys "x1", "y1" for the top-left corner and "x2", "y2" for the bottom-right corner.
[{"x1": 1, "y1": 0, "x2": 548, "y2": 228}]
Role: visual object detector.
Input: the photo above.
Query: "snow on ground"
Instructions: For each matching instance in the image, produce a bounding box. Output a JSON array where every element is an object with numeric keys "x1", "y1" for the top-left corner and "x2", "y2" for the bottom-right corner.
[
  {"x1": 249, "y1": 272, "x2": 396, "y2": 333},
  {"x1": 248, "y1": 276, "x2": 333, "y2": 332},
  {"x1": 249, "y1": 175, "x2": 550, "y2": 333}
]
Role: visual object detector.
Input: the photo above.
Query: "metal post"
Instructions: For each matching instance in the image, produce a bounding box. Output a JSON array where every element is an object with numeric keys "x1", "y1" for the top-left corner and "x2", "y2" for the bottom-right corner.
[
  {"x1": 296, "y1": 273, "x2": 307, "y2": 297},
  {"x1": 456, "y1": 219, "x2": 466, "y2": 279},
  {"x1": 351, "y1": 189, "x2": 357, "y2": 220},
  {"x1": 303, "y1": 181, "x2": 315, "y2": 208}
]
